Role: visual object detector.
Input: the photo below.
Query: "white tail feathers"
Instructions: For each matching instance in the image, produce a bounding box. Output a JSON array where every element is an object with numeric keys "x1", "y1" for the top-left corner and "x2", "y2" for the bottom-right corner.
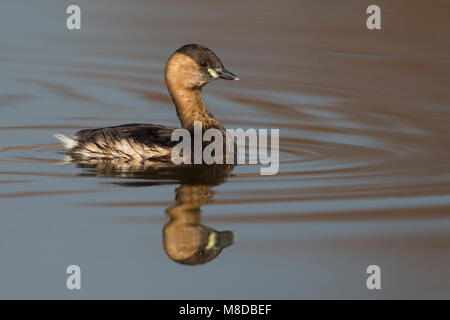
[{"x1": 54, "y1": 133, "x2": 77, "y2": 149}]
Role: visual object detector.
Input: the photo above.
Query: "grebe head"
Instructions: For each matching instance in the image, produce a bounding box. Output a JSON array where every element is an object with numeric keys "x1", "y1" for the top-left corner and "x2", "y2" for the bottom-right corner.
[{"x1": 165, "y1": 44, "x2": 239, "y2": 90}]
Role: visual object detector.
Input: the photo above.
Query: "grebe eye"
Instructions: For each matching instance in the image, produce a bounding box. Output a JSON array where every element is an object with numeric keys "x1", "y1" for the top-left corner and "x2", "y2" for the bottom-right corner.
[{"x1": 200, "y1": 60, "x2": 208, "y2": 68}]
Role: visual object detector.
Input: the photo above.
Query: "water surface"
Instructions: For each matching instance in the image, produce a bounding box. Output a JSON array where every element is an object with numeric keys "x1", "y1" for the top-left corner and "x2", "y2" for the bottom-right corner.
[{"x1": 1, "y1": 0, "x2": 450, "y2": 298}]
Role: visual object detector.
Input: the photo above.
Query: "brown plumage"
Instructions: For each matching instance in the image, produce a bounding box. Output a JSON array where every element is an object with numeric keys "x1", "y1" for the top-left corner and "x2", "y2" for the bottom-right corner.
[{"x1": 55, "y1": 44, "x2": 239, "y2": 161}]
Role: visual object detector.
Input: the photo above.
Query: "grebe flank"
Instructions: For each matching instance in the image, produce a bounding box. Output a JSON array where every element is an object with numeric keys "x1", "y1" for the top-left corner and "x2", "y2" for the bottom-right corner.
[{"x1": 55, "y1": 44, "x2": 239, "y2": 160}]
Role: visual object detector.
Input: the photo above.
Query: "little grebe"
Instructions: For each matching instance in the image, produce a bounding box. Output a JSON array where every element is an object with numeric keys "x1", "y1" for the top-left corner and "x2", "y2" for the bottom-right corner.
[{"x1": 55, "y1": 44, "x2": 239, "y2": 161}]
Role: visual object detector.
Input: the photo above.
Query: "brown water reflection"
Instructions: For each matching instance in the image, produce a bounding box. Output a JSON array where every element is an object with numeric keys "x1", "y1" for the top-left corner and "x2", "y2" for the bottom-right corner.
[
  {"x1": 0, "y1": 0, "x2": 450, "y2": 298},
  {"x1": 75, "y1": 160, "x2": 236, "y2": 265}
]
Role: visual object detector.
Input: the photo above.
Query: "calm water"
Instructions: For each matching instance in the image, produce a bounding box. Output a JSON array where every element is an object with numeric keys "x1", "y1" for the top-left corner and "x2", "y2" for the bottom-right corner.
[{"x1": 1, "y1": 0, "x2": 450, "y2": 298}]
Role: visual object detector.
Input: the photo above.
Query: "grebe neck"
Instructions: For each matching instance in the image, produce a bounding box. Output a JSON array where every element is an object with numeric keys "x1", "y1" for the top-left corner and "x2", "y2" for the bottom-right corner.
[
  {"x1": 168, "y1": 85, "x2": 224, "y2": 133},
  {"x1": 164, "y1": 52, "x2": 225, "y2": 133}
]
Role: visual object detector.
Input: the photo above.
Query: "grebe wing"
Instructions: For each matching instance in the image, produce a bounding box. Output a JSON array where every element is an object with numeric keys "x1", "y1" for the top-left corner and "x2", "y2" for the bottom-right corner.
[{"x1": 75, "y1": 123, "x2": 178, "y2": 148}]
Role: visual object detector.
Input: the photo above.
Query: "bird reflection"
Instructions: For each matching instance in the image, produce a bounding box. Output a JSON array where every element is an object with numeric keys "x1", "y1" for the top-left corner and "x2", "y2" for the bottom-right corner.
[
  {"x1": 73, "y1": 159, "x2": 236, "y2": 265},
  {"x1": 164, "y1": 184, "x2": 235, "y2": 265}
]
